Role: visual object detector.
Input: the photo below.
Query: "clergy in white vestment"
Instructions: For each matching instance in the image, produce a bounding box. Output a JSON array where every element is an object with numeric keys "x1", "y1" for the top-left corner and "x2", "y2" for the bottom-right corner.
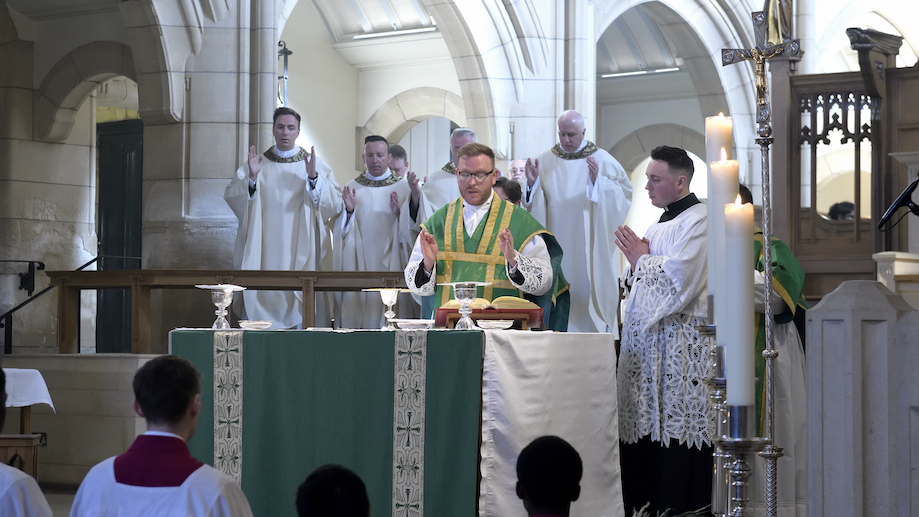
[
  {"x1": 0, "y1": 369, "x2": 53, "y2": 517},
  {"x1": 401, "y1": 127, "x2": 476, "y2": 236},
  {"x1": 224, "y1": 107, "x2": 342, "y2": 329},
  {"x1": 335, "y1": 135, "x2": 413, "y2": 328},
  {"x1": 70, "y1": 356, "x2": 253, "y2": 517},
  {"x1": 523, "y1": 110, "x2": 632, "y2": 335},
  {"x1": 614, "y1": 146, "x2": 711, "y2": 517}
]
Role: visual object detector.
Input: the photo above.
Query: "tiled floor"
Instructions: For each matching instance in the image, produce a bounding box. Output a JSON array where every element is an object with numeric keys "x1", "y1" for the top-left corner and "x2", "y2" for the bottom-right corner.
[{"x1": 44, "y1": 488, "x2": 76, "y2": 517}]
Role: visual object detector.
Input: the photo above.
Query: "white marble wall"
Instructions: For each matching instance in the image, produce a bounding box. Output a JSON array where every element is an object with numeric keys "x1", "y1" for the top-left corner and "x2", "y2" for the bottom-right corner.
[{"x1": 806, "y1": 280, "x2": 919, "y2": 517}]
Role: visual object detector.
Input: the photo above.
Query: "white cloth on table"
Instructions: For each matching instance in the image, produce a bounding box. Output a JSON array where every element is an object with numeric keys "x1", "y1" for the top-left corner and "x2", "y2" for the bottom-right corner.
[
  {"x1": 3, "y1": 368, "x2": 54, "y2": 411},
  {"x1": 69, "y1": 458, "x2": 253, "y2": 517},
  {"x1": 0, "y1": 464, "x2": 52, "y2": 517},
  {"x1": 479, "y1": 330, "x2": 623, "y2": 517},
  {"x1": 523, "y1": 145, "x2": 632, "y2": 335}
]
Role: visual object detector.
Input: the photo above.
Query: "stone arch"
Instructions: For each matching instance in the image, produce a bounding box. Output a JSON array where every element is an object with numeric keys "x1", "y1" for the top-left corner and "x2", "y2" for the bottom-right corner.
[
  {"x1": 354, "y1": 87, "x2": 465, "y2": 169},
  {"x1": 363, "y1": 87, "x2": 466, "y2": 142},
  {"x1": 596, "y1": 0, "x2": 757, "y2": 158},
  {"x1": 610, "y1": 123, "x2": 705, "y2": 171},
  {"x1": 34, "y1": 41, "x2": 136, "y2": 141}
]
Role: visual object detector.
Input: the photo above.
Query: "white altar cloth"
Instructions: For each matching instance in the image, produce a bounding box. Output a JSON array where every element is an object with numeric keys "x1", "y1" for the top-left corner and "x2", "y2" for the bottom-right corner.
[{"x1": 479, "y1": 330, "x2": 623, "y2": 517}]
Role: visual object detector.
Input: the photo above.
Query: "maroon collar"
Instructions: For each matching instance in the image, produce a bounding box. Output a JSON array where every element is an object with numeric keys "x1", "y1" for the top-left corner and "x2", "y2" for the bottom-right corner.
[{"x1": 114, "y1": 435, "x2": 204, "y2": 487}]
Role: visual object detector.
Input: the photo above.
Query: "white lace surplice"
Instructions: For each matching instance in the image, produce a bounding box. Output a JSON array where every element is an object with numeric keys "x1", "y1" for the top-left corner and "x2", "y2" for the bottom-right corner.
[{"x1": 618, "y1": 203, "x2": 713, "y2": 449}]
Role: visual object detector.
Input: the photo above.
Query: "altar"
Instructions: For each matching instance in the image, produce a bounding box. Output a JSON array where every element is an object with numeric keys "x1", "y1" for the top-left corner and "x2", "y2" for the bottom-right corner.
[{"x1": 169, "y1": 329, "x2": 623, "y2": 517}]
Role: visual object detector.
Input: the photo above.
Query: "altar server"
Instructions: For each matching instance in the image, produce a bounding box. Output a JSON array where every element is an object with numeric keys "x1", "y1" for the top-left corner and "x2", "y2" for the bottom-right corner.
[{"x1": 70, "y1": 356, "x2": 253, "y2": 517}]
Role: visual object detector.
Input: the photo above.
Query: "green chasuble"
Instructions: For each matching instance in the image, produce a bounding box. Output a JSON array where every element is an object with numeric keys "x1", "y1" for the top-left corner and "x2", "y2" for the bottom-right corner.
[
  {"x1": 753, "y1": 231, "x2": 807, "y2": 432},
  {"x1": 420, "y1": 196, "x2": 570, "y2": 330}
]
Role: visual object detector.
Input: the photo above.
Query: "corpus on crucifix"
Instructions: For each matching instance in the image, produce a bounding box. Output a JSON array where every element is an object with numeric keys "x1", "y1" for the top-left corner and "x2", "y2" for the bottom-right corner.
[{"x1": 722, "y1": 11, "x2": 800, "y2": 135}]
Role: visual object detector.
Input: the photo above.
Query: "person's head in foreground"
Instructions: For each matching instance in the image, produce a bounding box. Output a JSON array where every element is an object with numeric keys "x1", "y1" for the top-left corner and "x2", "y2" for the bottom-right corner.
[
  {"x1": 645, "y1": 145, "x2": 693, "y2": 208},
  {"x1": 296, "y1": 464, "x2": 370, "y2": 517},
  {"x1": 494, "y1": 176, "x2": 522, "y2": 205},
  {"x1": 455, "y1": 142, "x2": 498, "y2": 206},
  {"x1": 516, "y1": 435, "x2": 583, "y2": 516},
  {"x1": 133, "y1": 355, "x2": 202, "y2": 440}
]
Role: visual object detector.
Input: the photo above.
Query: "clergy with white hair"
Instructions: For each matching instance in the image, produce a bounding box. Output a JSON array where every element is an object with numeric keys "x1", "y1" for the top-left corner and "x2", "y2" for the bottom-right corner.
[
  {"x1": 402, "y1": 127, "x2": 477, "y2": 234},
  {"x1": 523, "y1": 110, "x2": 632, "y2": 335}
]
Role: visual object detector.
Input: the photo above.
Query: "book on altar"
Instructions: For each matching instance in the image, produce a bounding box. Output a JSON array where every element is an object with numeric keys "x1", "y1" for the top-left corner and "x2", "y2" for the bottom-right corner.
[{"x1": 440, "y1": 296, "x2": 540, "y2": 310}]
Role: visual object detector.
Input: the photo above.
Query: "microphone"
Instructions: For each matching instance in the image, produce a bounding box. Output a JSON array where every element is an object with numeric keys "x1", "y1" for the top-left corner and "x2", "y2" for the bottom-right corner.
[{"x1": 878, "y1": 177, "x2": 919, "y2": 229}]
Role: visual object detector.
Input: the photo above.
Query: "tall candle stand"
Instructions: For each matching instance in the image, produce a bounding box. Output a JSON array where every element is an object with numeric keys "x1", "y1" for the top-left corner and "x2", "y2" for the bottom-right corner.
[
  {"x1": 722, "y1": 11, "x2": 800, "y2": 517},
  {"x1": 719, "y1": 406, "x2": 768, "y2": 517},
  {"x1": 701, "y1": 329, "x2": 730, "y2": 517}
]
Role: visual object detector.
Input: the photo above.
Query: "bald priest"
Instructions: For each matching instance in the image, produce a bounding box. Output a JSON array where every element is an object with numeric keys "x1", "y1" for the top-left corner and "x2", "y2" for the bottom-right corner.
[{"x1": 404, "y1": 143, "x2": 569, "y2": 330}]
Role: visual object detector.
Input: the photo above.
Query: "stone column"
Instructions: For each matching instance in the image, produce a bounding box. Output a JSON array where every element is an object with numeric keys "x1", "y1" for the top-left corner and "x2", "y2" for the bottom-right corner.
[
  {"x1": 562, "y1": 0, "x2": 596, "y2": 136},
  {"x1": 0, "y1": 21, "x2": 97, "y2": 354},
  {"x1": 141, "y1": 0, "x2": 283, "y2": 349},
  {"x1": 806, "y1": 280, "x2": 919, "y2": 517}
]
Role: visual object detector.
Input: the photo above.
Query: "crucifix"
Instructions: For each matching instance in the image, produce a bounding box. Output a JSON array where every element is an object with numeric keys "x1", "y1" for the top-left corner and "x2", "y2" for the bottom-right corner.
[
  {"x1": 717, "y1": 10, "x2": 800, "y2": 517},
  {"x1": 722, "y1": 11, "x2": 800, "y2": 137}
]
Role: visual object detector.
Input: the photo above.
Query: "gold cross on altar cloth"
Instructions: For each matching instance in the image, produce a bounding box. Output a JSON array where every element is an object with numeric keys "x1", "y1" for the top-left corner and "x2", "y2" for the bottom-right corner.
[{"x1": 722, "y1": 11, "x2": 800, "y2": 134}]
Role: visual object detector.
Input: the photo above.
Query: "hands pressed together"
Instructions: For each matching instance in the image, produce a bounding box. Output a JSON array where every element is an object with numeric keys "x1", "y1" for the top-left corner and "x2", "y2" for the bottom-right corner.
[{"x1": 614, "y1": 225, "x2": 650, "y2": 272}]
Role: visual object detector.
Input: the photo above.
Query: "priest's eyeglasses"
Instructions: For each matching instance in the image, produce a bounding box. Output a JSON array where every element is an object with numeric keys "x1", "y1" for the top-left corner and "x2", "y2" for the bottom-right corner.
[{"x1": 457, "y1": 169, "x2": 495, "y2": 182}]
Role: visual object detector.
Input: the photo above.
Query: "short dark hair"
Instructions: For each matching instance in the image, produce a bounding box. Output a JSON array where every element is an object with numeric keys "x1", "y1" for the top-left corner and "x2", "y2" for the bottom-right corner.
[
  {"x1": 133, "y1": 355, "x2": 201, "y2": 425},
  {"x1": 364, "y1": 135, "x2": 389, "y2": 147},
  {"x1": 739, "y1": 183, "x2": 754, "y2": 205},
  {"x1": 296, "y1": 464, "x2": 370, "y2": 517},
  {"x1": 650, "y1": 145, "x2": 694, "y2": 181},
  {"x1": 829, "y1": 201, "x2": 855, "y2": 220},
  {"x1": 389, "y1": 144, "x2": 407, "y2": 162},
  {"x1": 516, "y1": 435, "x2": 582, "y2": 511},
  {"x1": 455, "y1": 142, "x2": 495, "y2": 170},
  {"x1": 495, "y1": 176, "x2": 522, "y2": 204},
  {"x1": 274, "y1": 107, "x2": 301, "y2": 124}
]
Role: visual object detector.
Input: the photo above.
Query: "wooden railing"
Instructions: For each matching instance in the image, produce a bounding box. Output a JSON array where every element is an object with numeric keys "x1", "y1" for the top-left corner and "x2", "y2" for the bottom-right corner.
[{"x1": 45, "y1": 270, "x2": 407, "y2": 354}]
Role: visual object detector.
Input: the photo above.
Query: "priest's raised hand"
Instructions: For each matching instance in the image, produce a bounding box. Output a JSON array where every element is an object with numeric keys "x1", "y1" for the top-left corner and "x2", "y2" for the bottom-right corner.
[
  {"x1": 420, "y1": 228, "x2": 439, "y2": 273},
  {"x1": 247, "y1": 145, "x2": 262, "y2": 180},
  {"x1": 498, "y1": 227, "x2": 518, "y2": 267}
]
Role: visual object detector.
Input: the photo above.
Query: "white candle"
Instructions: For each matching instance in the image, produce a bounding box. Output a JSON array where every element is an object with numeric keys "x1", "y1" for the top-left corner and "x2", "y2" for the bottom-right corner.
[
  {"x1": 709, "y1": 153, "x2": 739, "y2": 313},
  {"x1": 723, "y1": 196, "x2": 755, "y2": 406},
  {"x1": 705, "y1": 114, "x2": 733, "y2": 164},
  {"x1": 705, "y1": 112, "x2": 733, "y2": 317}
]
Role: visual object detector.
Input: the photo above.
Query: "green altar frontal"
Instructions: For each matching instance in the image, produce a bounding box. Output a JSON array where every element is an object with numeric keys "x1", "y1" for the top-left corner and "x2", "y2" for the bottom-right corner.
[{"x1": 170, "y1": 329, "x2": 484, "y2": 517}]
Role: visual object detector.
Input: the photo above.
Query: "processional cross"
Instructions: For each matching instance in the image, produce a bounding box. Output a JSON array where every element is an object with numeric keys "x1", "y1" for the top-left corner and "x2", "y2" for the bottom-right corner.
[
  {"x1": 716, "y1": 10, "x2": 800, "y2": 517},
  {"x1": 722, "y1": 11, "x2": 800, "y2": 137}
]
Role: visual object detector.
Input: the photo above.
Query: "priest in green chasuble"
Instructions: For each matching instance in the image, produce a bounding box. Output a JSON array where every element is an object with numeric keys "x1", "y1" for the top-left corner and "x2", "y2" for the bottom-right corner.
[{"x1": 404, "y1": 143, "x2": 569, "y2": 330}]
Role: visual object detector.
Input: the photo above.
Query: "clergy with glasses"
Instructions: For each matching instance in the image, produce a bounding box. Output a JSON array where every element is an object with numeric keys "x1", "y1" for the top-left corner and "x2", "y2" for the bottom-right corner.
[{"x1": 404, "y1": 143, "x2": 569, "y2": 330}]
